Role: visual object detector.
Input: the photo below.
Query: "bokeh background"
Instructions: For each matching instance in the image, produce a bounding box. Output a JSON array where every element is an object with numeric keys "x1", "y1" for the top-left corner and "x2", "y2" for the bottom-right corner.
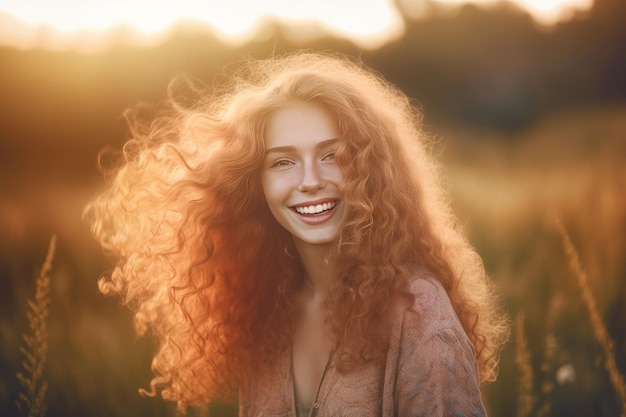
[{"x1": 1, "y1": 0, "x2": 625, "y2": 416}]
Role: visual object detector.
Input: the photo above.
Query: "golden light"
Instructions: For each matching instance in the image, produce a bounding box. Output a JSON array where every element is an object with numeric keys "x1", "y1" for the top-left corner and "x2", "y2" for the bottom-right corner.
[
  {"x1": 432, "y1": 0, "x2": 594, "y2": 25},
  {"x1": 510, "y1": 0, "x2": 594, "y2": 25},
  {"x1": 0, "y1": 0, "x2": 404, "y2": 52},
  {"x1": 0, "y1": 0, "x2": 595, "y2": 52}
]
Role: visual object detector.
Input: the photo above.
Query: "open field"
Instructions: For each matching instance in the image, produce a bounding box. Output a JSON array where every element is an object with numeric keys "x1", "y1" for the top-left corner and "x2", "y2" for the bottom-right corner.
[
  {"x1": 1, "y1": 106, "x2": 625, "y2": 416},
  {"x1": 441, "y1": 106, "x2": 626, "y2": 416}
]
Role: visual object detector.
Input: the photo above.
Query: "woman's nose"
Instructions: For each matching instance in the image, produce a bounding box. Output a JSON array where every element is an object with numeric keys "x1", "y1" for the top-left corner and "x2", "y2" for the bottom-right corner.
[{"x1": 297, "y1": 161, "x2": 326, "y2": 192}]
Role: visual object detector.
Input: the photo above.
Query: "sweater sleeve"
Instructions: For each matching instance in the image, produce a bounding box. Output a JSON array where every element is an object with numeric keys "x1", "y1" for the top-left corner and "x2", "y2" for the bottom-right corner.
[{"x1": 395, "y1": 278, "x2": 487, "y2": 417}]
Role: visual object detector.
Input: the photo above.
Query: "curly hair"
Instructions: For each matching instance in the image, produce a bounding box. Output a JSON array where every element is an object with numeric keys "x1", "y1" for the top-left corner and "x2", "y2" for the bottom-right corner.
[{"x1": 84, "y1": 52, "x2": 508, "y2": 410}]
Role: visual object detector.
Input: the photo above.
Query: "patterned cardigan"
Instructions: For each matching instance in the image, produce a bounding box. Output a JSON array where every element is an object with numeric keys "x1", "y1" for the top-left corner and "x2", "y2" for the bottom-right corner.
[{"x1": 239, "y1": 275, "x2": 487, "y2": 417}]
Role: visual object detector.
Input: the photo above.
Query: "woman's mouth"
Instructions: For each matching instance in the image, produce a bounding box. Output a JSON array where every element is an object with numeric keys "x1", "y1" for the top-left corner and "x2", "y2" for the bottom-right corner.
[{"x1": 292, "y1": 200, "x2": 337, "y2": 215}]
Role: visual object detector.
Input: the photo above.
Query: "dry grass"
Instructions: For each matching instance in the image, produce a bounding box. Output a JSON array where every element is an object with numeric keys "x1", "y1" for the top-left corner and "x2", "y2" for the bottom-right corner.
[
  {"x1": 536, "y1": 332, "x2": 556, "y2": 417},
  {"x1": 440, "y1": 106, "x2": 626, "y2": 416},
  {"x1": 514, "y1": 312, "x2": 535, "y2": 417},
  {"x1": 15, "y1": 235, "x2": 57, "y2": 417},
  {"x1": 558, "y1": 221, "x2": 626, "y2": 417}
]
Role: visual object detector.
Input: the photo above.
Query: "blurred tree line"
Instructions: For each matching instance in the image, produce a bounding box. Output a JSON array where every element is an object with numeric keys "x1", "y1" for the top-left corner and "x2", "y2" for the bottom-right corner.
[{"x1": 0, "y1": 0, "x2": 624, "y2": 185}]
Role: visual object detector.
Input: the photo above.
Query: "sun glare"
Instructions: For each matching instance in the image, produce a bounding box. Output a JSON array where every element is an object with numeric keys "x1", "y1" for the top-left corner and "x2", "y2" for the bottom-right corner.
[
  {"x1": 0, "y1": 0, "x2": 404, "y2": 51},
  {"x1": 0, "y1": 0, "x2": 594, "y2": 52},
  {"x1": 510, "y1": 0, "x2": 594, "y2": 25},
  {"x1": 432, "y1": 0, "x2": 593, "y2": 24}
]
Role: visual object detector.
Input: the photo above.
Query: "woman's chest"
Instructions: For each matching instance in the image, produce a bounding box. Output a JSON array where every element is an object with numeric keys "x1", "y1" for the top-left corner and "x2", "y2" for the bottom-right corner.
[
  {"x1": 291, "y1": 313, "x2": 332, "y2": 406},
  {"x1": 240, "y1": 352, "x2": 385, "y2": 417}
]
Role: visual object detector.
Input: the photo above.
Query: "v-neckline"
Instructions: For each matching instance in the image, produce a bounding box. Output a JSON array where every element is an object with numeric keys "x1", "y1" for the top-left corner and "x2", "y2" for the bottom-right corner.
[{"x1": 289, "y1": 344, "x2": 332, "y2": 416}]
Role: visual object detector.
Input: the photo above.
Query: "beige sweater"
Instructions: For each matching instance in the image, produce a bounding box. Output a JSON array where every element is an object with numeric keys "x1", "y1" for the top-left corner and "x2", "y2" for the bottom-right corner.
[{"x1": 239, "y1": 275, "x2": 487, "y2": 417}]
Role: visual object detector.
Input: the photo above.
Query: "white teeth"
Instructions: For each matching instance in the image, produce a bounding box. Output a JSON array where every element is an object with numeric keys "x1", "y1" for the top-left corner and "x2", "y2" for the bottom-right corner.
[{"x1": 295, "y1": 201, "x2": 336, "y2": 215}]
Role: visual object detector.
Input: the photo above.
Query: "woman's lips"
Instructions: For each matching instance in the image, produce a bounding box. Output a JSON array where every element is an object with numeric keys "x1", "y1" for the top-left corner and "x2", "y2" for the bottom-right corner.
[
  {"x1": 292, "y1": 200, "x2": 337, "y2": 215},
  {"x1": 290, "y1": 200, "x2": 339, "y2": 224}
]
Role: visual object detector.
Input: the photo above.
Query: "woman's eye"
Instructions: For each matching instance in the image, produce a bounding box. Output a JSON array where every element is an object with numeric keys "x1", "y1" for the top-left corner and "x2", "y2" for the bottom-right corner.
[
  {"x1": 322, "y1": 152, "x2": 336, "y2": 161},
  {"x1": 270, "y1": 159, "x2": 293, "y2": 168}
]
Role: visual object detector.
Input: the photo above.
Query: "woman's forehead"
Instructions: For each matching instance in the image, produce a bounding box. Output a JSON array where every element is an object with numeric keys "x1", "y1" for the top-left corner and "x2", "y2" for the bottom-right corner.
[{"x1": 264, "y1": 103, "x2": 339, "y2": 150}]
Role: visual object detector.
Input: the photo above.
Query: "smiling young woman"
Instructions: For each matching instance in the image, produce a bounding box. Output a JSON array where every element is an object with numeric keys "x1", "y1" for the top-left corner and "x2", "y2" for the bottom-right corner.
[{"x1": 84, "y1": 52, "x2": 509, "y2": 416}]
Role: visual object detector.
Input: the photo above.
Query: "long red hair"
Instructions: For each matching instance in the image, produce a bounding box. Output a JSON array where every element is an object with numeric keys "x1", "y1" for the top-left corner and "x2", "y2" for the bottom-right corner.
[{"x1": 84, "y1": 52, "x2": 508, "y2": 410}]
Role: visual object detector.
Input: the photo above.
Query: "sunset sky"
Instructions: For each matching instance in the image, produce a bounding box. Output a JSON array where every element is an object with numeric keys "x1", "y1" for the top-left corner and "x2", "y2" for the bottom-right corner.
[{"x1": 0, "y1": 0, "x2": 594, "y2": 51}]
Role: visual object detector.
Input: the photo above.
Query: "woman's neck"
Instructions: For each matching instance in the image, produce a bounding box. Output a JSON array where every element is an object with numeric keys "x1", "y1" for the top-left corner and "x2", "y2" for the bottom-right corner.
[{"x1": 292, "y1": 239, "x2": 338, "y2": 297}]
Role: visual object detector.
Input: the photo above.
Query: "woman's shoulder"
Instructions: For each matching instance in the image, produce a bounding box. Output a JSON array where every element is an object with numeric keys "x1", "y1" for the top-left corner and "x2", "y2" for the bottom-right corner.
[
  {"x1": 400, "y1": 269, "x2": 464, "y2": 339},
  {"x1": 390, "y1": 270, "x2": 486, "y2": 417},
  {"x1": 388, "y1": 269, "x2": 479, "y2": 382}
]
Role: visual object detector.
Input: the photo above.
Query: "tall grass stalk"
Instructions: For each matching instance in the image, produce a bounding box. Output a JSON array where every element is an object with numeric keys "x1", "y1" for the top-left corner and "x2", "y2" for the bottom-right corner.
[
  {"x1": 515, "y1": 312, "x2": 535, "y2": 417},
  {"x1": 536, "y1": 333, "x2": 556, "y2": 417},
  {"x1": 15, "y1": 235, "x2": 57, "y2": 417},
  {"x1": 558, "y1": 222, "x2": 626, "y2": 416}
]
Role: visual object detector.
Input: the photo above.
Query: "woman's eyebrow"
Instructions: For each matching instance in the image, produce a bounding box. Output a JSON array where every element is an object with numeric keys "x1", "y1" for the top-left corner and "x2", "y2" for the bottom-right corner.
[
  {"x1": 316, "y1": 138, "x2": 339, "y2": 149},
  {"x1": 265, "y1": 145, "x2": 296, "y2": 156},
  {"x1": 264, "y1": 138, "x2": 339, "y2": 155}
]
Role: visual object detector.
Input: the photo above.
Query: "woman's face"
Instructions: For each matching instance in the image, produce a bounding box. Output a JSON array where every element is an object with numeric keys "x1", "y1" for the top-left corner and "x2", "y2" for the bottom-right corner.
[{"x1": 261, "y1": 102, "x2": 345, "y2": 246}]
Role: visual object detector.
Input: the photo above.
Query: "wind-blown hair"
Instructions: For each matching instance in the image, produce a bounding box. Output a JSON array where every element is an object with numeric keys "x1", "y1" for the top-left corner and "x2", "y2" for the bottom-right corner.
[{"x1": 84, "y1": 52, "x2": 508, "y2": 410}]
